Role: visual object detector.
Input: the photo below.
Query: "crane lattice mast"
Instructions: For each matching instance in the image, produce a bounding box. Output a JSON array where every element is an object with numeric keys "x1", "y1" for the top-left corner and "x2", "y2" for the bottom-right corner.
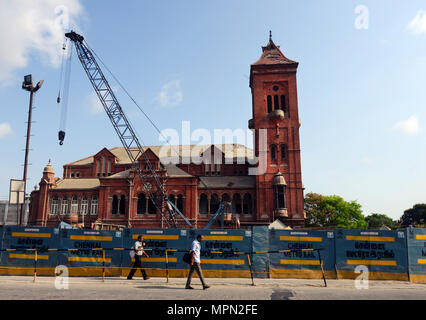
[{"x1": 65, "y1": 31, "x2": 193, "y2": 229}]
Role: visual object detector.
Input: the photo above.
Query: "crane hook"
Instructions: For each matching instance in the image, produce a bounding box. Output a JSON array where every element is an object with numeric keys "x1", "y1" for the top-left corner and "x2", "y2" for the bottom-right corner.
[{"x1": 58, "y1": 130, "x2": 65, "y2": 146}]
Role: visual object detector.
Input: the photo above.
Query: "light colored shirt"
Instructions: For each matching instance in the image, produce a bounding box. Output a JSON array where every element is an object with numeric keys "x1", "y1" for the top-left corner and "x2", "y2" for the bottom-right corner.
[
  {"x1": 135, "y1": 241, "x2": 144, "y2": 256},
  {"x1": 192, "y1": 240, "x2": 201, "y2": 263}
]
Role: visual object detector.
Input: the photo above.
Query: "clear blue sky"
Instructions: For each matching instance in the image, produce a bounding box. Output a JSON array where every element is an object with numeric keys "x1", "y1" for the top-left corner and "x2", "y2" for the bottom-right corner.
[{"x1": 0, "y1": 0, "x2": 425, "y2": 220}]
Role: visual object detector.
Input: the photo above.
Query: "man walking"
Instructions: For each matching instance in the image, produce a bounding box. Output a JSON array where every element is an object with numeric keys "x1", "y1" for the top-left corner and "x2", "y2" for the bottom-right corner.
[
  {"x1": 127, "y1": 235, "x2": 150, "y2": 280},
  {"x1": 185, "y1": 234, "x2": 210, "y2": 290}
]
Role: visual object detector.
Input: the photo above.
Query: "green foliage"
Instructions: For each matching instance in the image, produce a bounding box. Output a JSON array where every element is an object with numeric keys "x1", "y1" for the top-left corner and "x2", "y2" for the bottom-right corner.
[
  {"x1": 365, "y1": 213, "x2": 400, "y2": 230},
  {"x1": 304, "y1": 192, "x2": 368, "y2": 229},
  {"x1": 400, "y1": 204, "x2": 426, "y2": 227}
]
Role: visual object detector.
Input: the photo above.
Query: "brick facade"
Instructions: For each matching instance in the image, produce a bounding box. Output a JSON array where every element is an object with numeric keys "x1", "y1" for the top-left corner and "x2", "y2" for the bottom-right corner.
[{"x1": 28, "y1": 35, "x2": 305, "y2": 229}]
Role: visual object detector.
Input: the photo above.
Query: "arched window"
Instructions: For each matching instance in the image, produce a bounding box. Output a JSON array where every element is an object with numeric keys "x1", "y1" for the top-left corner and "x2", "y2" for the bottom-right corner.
[
  {"x1": 169, "y1": 194, "x2": 176, "y2": 206},
  {"x1": 107, "y1": 160, "x2": 112, "y2": 176},
  {"x1": 243, "y1": 194, "x2": 252, "y2": 214},
  {"x1": 119, "y1": 195, "x2": 126, "y2": 215},
  {"x1": 90, "y1": 196, "x2": 98, "y2": 215},
  {"x1": 210, "y1": 193, "x2": 220, "y2": 214},
  {"x1": 271, "y1": 145, "x2": 276, "y2": 161},
  {"x1": 51, "y1": 196, "x2": 59, "y2": 215},
  {"x1": 275, "y1": 186, "x2": 286, "y2": 209},
  {"x1": 177, "y1": 194, "x2": 184, "y2": 214},
  {"x1": 199, "y1": 194, "x2": 208, "y2": 215},
  {"x1": 70, "y1": 196, "x2": 78, "y2": 214},
  {"x1": 102, "y1": 156, "x2": 106, "y2": 177},
  {"x1": 148, "y1": 194, "x2": 157, "y2": 215},
  {"x1": 112, "y1": 195, "x2": 119, "y2": 215},
  {"x1": 60, "y1": 197, "x2": 68, "y2": 215},
  {"x1": 274, "y1": 95, "x2": 279, "y2": 110},
  {"x1": 81, "y1": 196, "x2": 88, "y2": 215},
  {"x1": 222, "y1": 194, "x2": 231, "y2": 213},
  {"x1": 281, "y1": 144, "x2": 286, "y2": 161},
  {"x1": 232, "y1": 194, "x2": 242, "y2": 214},
  {"x1": 267, "y1": 95, "x2": 272, "y2": 113},
  {"x1": 222, "y1": 193, "x2": 231, "y2": 203},
  {"x1": 280, "y1": 95, "x2": 286, "y2": 113},
  {"x1": 137, "y1": 193, "x2": 146, "y2": 215}
]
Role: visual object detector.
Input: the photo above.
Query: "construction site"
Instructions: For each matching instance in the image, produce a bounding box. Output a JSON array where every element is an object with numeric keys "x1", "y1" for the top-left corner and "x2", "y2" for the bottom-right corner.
[{"x1": 1, "y1": 7, "x2": 426, "y2": 305}]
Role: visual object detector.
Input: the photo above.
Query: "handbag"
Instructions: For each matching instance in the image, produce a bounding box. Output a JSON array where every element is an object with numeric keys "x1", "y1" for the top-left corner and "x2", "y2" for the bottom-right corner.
[
  {"x1": 182, "y1": 252, "x2": 192, "y2": 264},
  {"x1": 129, "y1": 246, "x2": 135, "y2": 259}
]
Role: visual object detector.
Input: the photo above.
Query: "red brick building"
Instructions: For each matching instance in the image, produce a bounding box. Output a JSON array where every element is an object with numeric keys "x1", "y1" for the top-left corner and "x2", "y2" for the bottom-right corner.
[{"x1": 28, "y1": 35, "x2": 305, "y2": 229}]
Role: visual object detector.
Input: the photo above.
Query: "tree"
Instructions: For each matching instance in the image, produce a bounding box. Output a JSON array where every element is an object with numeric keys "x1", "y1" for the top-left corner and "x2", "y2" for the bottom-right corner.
[
  {"x1": 400, "y1": 204, "x2": 426, "y2": 227},
  {"x1": 365, "y1": 213, "x2": 400, "y2": 230},
  {"x1": 304, "y1": 192, "x2": 368, "y2": 229}
]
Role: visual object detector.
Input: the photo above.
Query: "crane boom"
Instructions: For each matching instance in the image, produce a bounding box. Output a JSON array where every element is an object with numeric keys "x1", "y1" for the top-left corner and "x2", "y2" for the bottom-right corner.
[{"x1": 65, "y1": 31, "x2": 193, "y2": 229}]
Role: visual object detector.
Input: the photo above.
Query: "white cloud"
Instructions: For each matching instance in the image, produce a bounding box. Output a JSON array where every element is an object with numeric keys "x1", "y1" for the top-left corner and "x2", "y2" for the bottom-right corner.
[
  {"x1": 407, "y1": 10, "x2": 426, "y2": 34},
  {"x1": 392, "y1": 116, "x2": 420, "y2": 135},
  {"x1": 86, "y1": 86, "x2": 120, "y2": 114},
  {"x1": 0, "y1": 0, "x2": 84, "y2": 86},
  {"x1": 0, "y1": 123, "x2": 12, "y2": 139},
  {"x1": 158, "y1": 80, "x2": 183, "y2": 107},
  {"x1": 86, "y1": 91, "x2": 104, "y2": 114},
  {"x1": 360, "y1": 156, "x2": 374, "y2": 164}
]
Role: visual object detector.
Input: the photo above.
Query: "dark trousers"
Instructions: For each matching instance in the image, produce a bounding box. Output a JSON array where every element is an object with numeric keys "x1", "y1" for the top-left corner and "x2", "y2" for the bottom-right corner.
[
  {"x1": 186, "y1": 262, "x2": 206, "y2": 287},
  {"x1": 127, "y1": 255, "x2": 148, "y2": 280}
]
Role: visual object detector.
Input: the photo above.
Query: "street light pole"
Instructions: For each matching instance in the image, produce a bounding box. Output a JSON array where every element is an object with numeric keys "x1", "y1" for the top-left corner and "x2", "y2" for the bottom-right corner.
[{"x1": 21, "y1": 75, "x2": 43, "y2": 226}]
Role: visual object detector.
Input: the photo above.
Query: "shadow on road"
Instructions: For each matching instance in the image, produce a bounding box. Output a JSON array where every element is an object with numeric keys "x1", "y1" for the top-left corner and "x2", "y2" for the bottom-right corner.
[
  {"x1": 135, "y1": 286, "x2": 185, "y2": 290},
  {"x1": 271, "y1": 289, "x2": 294, "y2": 300}
]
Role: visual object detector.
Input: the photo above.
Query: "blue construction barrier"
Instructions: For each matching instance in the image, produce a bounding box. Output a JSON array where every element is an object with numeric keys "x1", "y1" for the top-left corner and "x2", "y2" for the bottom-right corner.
[
  {"x1": 0, "y1": 225, "x2": 425, "y2": 281},
  {"x1": 57, "y1": 229, "x2": 124, "y2": 276},
  {"x1": 187, "y1": 229, "x2": 253, "y2": 278},
  {"x1": 335, "y1": 228, "x2": 408, "y2": 280},
  {"x1": 251, "y1": 226, "x2": 269, "y2": 278},
  {"x1": 123, "y1": 228, "x2": 187, "y2": 277},
  {"x1": 268, "y1": 229, "x2": 336, "y2": 279},
  {"x1": 0, "y1": 226, "x2": 59, "y2": 275},
  {"x1": 407, "y1": 228, "x2": 426, "y2": 283}
]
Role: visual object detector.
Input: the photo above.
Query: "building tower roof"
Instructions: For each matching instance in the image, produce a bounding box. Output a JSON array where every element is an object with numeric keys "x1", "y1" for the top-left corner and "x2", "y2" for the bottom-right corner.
[
  {"x1": 251, "y1": 31, "x2": 298, "y2": 67},
  {"x1": 43, "y1": 160, "x2": 54, "y2": 174}
]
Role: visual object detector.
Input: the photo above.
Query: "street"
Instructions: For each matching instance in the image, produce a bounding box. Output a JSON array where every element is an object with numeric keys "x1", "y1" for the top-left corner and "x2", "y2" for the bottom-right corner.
[{"x1": 0, "y1": 276, "x2": 425, "y2": 300}]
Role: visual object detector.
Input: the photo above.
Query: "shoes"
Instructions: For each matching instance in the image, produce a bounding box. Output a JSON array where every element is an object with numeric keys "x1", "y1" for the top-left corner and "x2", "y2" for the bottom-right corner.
[
  {"x1": 144, "y1": 277, "x2": 150, "y2": 280},
  {"x1": 203, "y1": 285, "x2": 210, "y2": 290},
  {"x1": 127, "y1": 278, "x2": 132, "y2": 280},
  {"x1": 185, "y1": 286, "x2": 194, "y2": 289}
]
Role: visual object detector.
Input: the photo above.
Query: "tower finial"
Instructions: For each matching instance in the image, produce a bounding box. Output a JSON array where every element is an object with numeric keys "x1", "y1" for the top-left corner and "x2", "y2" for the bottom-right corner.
[{"x1": 269, "y1": 30, "x2": 272, "y2": 41}]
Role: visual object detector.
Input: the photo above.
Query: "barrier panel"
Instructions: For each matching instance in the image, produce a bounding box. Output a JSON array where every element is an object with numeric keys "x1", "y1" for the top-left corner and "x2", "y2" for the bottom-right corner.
[
  {"x1": 122, "y1": 228, "x2": 187, "y2": 278},
  {"x1": 1, "y1": 225, "x2": 425, "y2": 283},
  {"x1": 335, "y1": 228, "x2": 408, "y2": 280},
  {"x1": 57, "y1": 229, "x2": 124, "y2": 276},
  {"x1": 251, "y1": 226, "x2": 269, "y2": 278},
  {"x1": 268, "y1": 229, "x2": 336, "y2": 279},
  {"x1": 0, "y1": 226, "x2": 59, "y2": 276},
  {"x1": 407, "y1": 228, "x2": 426, "y2": 283},
  {"x1": 187, "y1": 229, "x2": 253, "y2": 278}
]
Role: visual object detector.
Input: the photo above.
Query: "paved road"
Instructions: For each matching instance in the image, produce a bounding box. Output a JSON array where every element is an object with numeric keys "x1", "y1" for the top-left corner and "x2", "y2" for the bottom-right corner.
[{"x1": 0, "y1": 276, "x2": 425, "y2": 300}]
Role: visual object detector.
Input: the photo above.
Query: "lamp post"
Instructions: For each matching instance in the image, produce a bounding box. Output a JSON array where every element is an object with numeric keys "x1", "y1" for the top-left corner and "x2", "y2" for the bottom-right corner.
[{"x1": 21, "y1": 75, "x2": 44, "y2": 226}]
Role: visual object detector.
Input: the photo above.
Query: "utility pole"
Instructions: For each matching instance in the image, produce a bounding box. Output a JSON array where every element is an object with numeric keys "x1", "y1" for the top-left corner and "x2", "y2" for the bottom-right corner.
[{"x1": 21, "y1": 75, "x2": 44, "y2": 226}]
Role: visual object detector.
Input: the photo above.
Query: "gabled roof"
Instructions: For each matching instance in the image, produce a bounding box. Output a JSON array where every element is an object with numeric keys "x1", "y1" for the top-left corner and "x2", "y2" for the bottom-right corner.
[
  {"x1": 54, "y1": 178, "x2": 100, "y2": 190},
  {"x1": 252, "y1": 32, "x2": 298, "y2": 67},
  {"x1": 67, "y1": 144, "x2": 254, "y2": 167},
  {"x1": 137, "y1": 148, "x2": 159, "y2": 162}
]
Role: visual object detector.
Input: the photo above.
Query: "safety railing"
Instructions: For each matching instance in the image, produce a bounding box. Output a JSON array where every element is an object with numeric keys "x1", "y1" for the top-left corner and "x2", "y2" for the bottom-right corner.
[{"x1": 0, "y1": 248, "x2": 327, "y2": 287}]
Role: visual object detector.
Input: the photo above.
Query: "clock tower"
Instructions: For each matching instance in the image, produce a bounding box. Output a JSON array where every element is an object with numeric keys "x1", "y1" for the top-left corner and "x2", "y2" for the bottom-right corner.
[{"x1": 249, "y1": 32, "x2": 305, "y2": 227}]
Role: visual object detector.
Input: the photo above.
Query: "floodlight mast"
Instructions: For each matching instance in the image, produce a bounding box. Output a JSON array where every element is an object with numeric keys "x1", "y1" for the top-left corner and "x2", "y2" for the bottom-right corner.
[
  {"x1": 21, "y1": 75, "x2": 43, "y2": 226},
  {"x1": 64, "y1": 31, "x2": 193, "y2": 229}
]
